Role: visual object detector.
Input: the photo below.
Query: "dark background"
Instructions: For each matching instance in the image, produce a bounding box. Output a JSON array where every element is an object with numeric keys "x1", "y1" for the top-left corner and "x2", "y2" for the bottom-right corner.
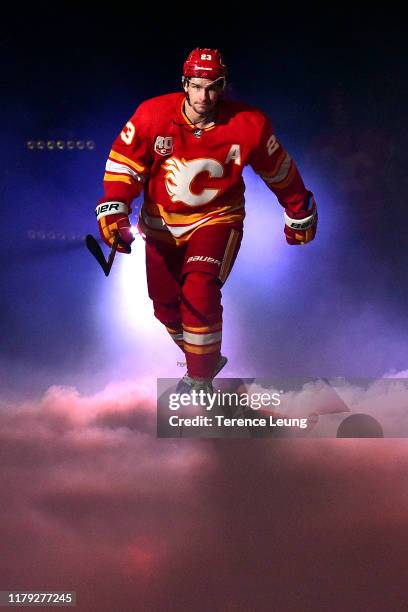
[
  {"x1": 1, "y1": 8, "x2": 408, "y2": 610},
  {"x1": 0, "y1": 3, "x2": 407, "y2": 389},
  {"x1": 2, "y1": 6, "x2": 407, "y2": 397}
]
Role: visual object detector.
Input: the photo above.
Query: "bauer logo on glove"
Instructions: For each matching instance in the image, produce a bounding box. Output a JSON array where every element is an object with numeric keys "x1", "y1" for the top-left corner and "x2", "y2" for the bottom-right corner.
[
  {"x1": 284, "y1": 192, "x2": 318, "y2": 245},
  {"x1": 95, "y1": 200, "x2": 134, "y2": 253}
]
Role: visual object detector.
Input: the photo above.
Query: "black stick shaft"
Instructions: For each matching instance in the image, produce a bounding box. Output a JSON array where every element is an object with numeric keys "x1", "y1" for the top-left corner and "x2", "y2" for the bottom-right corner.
[
  {"x1": 85, "y1": 233, "x2": 125, "y2": 276},
  {"x1": 105, "y1": 233, "x2": 120, "y2": 275}
]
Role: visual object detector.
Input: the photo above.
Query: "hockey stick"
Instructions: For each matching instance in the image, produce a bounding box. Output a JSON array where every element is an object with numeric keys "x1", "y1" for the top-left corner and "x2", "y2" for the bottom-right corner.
[{"x1": 85, "y1": 233, "x2": 129, "y2": 276}]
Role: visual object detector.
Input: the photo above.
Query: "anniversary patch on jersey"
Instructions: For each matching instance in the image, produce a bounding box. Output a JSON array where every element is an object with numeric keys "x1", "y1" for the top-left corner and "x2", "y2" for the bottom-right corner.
[{"x1": 154, "y1": 136, "x2": 174, "y2": 156}]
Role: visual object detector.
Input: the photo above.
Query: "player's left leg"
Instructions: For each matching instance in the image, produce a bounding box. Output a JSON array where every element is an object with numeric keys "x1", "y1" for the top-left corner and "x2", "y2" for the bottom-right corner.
[{"x1": 180, "y1": 223, "x2": 243, "y2": 380}]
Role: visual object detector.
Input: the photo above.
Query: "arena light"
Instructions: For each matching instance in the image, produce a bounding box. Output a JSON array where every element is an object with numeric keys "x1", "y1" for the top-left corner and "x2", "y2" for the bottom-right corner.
[
  {"x1": 116, "y1": 232, "x2": 159, "y2": 335},
  {"x1": 104, "y1": 230, "x2": 179, "y2": 376}
]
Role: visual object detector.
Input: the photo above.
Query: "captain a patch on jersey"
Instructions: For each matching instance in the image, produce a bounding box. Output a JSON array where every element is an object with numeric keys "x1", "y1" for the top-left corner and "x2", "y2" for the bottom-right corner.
[{"x1": 154, "y1": 136, "x2": 174, "y2": 156}]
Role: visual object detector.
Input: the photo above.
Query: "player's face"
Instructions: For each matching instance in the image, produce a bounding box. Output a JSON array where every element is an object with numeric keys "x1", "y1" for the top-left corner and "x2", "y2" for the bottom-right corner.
[{"x1": 184, "y1": 77, "x2": 223, "y2": 115}]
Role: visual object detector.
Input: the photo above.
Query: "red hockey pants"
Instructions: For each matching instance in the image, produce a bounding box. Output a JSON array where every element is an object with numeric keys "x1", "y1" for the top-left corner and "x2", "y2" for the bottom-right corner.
[{"x1": 145, "y1": 223, "x2": 243, "y2": 378}]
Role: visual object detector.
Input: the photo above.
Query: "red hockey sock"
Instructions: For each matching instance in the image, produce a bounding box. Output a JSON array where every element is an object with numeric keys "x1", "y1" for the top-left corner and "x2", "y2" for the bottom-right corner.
[{"x1": 180, "y1": 271, "x2": 222, "y2": 378}]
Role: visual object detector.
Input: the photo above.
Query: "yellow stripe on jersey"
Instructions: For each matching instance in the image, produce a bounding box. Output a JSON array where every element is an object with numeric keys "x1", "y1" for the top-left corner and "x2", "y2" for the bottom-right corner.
[
  {"x1": 104, "y1": 172, "x2": 134, "y2": 185},
  {"x1": 219, "y1": 229, "x2": 240, "y2": 284},
  {"x1": 137, "y1": 211, "x2": 244, "y2": 246},
  {"x1": 258, "y1": 148, "x2": 287, "y2": 178},
  {"x1": 262, "y1": 154, "x2": 292, "y2": 184},
  {"x1": 191, "y1": 215, "x2": 243, "y2": 231},
  {"x1": 154, "y1": 200, "x2": 244, "y2": 226},
  {"x1": 137, "y1": 217, "x2": 177, "y2": 244},
  {"x1": 269, "y1": 162, "x2": 297, "y2": 191},
  {"x1": 166, "y1": 325, "x2": 183, "y2": 334},
  {"x1": 183, "y1": 341, "x2": 222, "y2": 355},
  {"x1": 109, "y1": 149, "x2": 146, "y2": 173},
  {"x1": 182, "y1": 322, "x2": 222, "y2": 333}
]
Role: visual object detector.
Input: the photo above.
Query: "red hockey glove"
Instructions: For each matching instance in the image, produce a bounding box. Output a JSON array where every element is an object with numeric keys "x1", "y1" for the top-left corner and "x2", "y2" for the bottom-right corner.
[
  {"x1": 284, "y1": 193, "x2": 318, "y2": 245},
  {"x1": 96, "y1": 201, "x2": 134, "y2": 254}
]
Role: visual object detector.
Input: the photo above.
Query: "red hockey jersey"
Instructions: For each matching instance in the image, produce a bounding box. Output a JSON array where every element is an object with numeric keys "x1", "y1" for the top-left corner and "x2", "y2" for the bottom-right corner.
[{"x1": 99, "y1": 92, "x2": 310, "y2": 245}]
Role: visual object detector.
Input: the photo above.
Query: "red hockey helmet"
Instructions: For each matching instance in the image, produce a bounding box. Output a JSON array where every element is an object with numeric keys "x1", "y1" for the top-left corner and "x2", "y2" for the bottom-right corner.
[{"x1": 183, "y1": 48, "x2": 227, "y2": 82}]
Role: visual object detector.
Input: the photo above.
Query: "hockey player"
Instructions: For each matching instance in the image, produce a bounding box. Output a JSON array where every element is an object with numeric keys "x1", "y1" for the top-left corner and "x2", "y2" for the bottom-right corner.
[{"x1": 95, "y1": 48, "x2": 317, "y2": 393}]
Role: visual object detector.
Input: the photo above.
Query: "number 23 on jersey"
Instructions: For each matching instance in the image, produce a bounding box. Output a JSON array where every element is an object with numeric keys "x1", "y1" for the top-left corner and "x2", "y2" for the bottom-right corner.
[{"x1": 120, "y1": 121, "x2": 136, "y2": 145}]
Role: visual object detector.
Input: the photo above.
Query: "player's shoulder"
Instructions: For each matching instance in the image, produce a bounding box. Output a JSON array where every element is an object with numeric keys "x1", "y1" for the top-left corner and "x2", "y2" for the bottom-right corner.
[
  {"x1": 222, "y1": 98, "x2": 270, "y2": 128},
  {"x1": 135, "y1": 92, "x2": 183, "y2": 117}
]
